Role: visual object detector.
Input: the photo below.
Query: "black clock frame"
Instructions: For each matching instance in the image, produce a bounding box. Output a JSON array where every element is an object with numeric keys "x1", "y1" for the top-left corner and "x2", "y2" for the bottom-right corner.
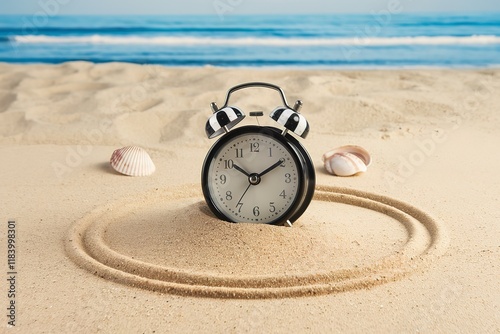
[{"x1": 201, "y1": 125, "x2": 316, "y2": 226}]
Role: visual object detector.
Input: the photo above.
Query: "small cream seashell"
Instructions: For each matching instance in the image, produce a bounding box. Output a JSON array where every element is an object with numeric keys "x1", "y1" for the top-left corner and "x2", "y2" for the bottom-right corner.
[
  {"x1": 322, "y1": 145, "x2": 371, "y2": 176},
  {"x1": 325, "y1": 153, "x2": 367, "y2": 176},
  {"x1": 110, "y1": 146, "x2": 155, "y2": 176}
]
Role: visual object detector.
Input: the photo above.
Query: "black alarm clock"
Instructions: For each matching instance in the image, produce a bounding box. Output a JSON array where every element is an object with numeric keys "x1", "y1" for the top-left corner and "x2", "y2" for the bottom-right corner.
[{"x1": 201, "y1": 82, "x2": 315, "y2": 227}]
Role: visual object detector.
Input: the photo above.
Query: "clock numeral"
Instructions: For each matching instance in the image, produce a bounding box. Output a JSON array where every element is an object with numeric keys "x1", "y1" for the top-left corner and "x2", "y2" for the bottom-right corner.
[
  {"x1": 236, "y1": 202, "x2": 243, "y2": 213},
  {"x1": 269, "y1": 202, "x2": 276, "y2": 213},
  {"x1": 268, "y1": 147, "x2": 272, "y2": 157},
  {"x1": 226, "y1": 191, "x2": 233, "y2": 201},
  {"x1": 235, "y1": 148, "x2": 243, "y2": 158},
  {"x1": 285, "y1": 173, "x2": 291, "y2": 183},
  {"x1": 219, "y1": 174, "x2": 227, "y2": 184},
  {"x1": 280, "y1": 159, "x2": 286, "y2": 167},
  {"x1": 279, "y1": 190, "x2": 286, "y2": 199},
  {"x1": 250, "y1": 142, "x2": 259, "y2": 152},
  {"x1": 253, "y1": 206, "x2": 260, "y2": 216},
  {"x1": 223, "y1": 159, "x2": 234, "y2": 169}
]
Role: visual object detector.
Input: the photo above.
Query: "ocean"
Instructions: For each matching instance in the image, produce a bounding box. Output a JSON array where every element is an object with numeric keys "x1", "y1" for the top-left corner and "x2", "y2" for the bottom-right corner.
[{"x1": 0, "y1": 13, "x2": 499, "y2": 68}]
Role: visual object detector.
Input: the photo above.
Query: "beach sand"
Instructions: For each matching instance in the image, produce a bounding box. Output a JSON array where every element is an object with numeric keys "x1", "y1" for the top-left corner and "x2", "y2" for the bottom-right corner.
[{"x1": 0, "y1": 62, "x2": 498, "y2": 332}]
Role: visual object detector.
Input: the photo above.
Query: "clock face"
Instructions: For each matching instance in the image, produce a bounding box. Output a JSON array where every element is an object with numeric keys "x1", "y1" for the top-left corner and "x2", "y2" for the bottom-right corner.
[{"x1": 204, "y1": 130, "x2": 302, "y2": 224}]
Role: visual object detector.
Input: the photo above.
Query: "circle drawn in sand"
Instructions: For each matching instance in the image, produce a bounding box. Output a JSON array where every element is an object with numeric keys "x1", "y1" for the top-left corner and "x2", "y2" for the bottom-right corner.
[{"x1": 66, "y1": 184, "x2": 448, "y2": 299}]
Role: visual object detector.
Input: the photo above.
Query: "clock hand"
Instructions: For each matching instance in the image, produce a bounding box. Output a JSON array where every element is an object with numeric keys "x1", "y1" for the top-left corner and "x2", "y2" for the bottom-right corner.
[
  {"x1": 233, "y1": 164, "x2": 250, "y2": 177},
  {"x1": 236, "y1": 183, "x2": 252, "y2": 207},
  {"x1": 258, "y1": 158, "x2": 284, "y2": 178}
]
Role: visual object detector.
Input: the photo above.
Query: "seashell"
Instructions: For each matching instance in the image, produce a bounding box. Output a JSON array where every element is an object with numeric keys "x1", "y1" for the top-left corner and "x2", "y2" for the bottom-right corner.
[
  {"x1": 322, "y1": 145, "x2": 371, "y2": 176},
  {"x1": 110, "y1": 146, "x2": 155, "y2": 176}
]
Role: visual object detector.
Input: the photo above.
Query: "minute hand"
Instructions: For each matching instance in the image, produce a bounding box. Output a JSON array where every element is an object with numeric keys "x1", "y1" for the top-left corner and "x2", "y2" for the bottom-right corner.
[{"x1": 258, "y1": 159, "x2": 284, "y2": 178}]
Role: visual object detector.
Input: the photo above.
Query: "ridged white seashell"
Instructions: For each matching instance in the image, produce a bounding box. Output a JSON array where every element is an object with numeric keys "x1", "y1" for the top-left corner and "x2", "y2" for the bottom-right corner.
[
  {"x1": 322, "y1": 145, "x2": 371, "y2": 176},
  {"x1": 110, "y1": 146, "x2": 155, "y2": 176}
]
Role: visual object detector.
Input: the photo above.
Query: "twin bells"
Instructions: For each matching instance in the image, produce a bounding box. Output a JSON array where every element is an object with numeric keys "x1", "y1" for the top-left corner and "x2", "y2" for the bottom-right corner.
[{"x1": 205, "y1": 82, "x2": 309, "y2": 140}]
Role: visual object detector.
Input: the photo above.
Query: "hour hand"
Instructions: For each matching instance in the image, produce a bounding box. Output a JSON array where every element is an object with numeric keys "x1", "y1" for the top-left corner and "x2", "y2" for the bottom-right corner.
[{"x1": 233, "y1": 164, "x2": 250, "y2": 177}]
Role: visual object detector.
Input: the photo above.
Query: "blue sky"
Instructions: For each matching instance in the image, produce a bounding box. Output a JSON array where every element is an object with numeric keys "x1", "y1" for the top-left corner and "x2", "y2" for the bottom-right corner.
[{"x1": 1, "y1": 0, "x2": 499, "y2": 15}]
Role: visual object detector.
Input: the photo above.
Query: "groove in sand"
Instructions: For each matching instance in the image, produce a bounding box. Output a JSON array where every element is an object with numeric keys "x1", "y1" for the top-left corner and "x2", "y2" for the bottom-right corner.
[{"x1": 65, "y1": 184, "x2": 448, "y2": 299}]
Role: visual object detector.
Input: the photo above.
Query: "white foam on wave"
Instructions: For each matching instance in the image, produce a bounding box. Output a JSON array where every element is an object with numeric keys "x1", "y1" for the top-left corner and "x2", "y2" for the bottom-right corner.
[{"x1": 13, "y1": 34, "x2": 500, "y2": 46}]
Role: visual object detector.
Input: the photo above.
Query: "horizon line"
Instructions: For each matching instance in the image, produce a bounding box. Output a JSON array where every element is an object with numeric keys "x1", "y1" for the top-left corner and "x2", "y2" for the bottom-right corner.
[{"x1": 1, "y1": 11, "x2": 500, "y2": 16}]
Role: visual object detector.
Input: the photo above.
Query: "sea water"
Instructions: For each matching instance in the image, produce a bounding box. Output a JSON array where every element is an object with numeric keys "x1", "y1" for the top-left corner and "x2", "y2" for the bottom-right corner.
[{"x1": 0, "y1": 13, "x2": 499, "y2": 67}]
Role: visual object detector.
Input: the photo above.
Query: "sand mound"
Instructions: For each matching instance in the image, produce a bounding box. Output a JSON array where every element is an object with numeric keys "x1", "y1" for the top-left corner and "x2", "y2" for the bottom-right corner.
[{"x1": 65, "y1": 184, "x2": 448, "y2": 299}]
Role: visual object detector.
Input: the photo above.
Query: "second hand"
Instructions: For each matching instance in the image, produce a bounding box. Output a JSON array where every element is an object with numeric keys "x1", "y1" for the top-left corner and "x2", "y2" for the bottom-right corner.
[{"x1": 236, "y1": 183, "x2": 252, "y2": 208}]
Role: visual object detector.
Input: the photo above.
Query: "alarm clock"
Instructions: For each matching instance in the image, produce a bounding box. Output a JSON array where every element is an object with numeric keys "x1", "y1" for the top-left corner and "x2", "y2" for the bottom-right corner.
[{"x1": 201, "y1": 82, "x2": 315, "y2": 226}]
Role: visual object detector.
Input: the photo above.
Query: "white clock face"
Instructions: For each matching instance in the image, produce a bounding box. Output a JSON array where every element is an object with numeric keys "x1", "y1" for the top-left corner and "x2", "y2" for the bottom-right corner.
[{"x1": 207, "y1": 133, "x2": 301, "y2": 224}]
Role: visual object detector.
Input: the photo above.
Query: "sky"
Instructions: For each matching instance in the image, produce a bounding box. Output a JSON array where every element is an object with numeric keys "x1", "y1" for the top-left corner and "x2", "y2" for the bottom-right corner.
[{"x1": 1, "y1": 0, "x2": 499, "y2": 15}]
